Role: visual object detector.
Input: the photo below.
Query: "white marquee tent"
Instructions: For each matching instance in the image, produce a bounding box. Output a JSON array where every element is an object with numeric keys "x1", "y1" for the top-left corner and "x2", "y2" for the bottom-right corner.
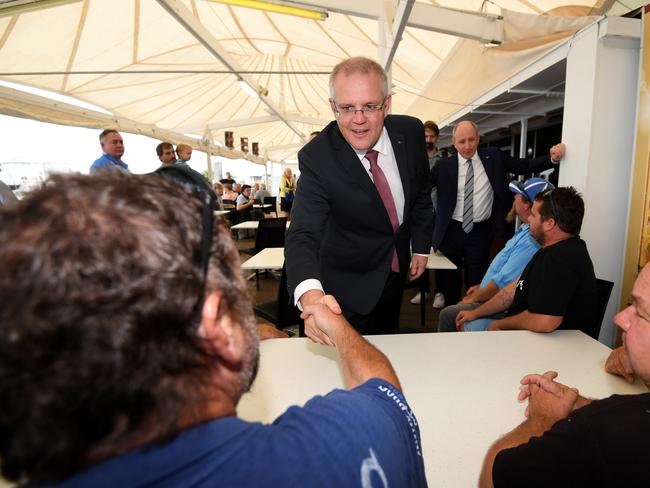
[{"x1": 0, "y1": 0, "x2": 644, "y2": 168}]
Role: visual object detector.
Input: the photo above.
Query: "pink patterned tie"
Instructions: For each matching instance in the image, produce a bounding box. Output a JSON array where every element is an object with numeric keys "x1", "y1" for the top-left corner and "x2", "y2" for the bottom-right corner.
[{"x1": 365, "y1": 150, "x2": 400, "y2": 273}]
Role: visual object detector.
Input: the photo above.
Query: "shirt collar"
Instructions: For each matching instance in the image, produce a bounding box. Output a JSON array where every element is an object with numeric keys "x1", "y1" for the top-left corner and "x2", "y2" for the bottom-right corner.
[
  {"x1": 457, "y1": 150, "x2": 478, "y2": 164},
  {"x1": 103, "y1": 153, "x2": 127, "y2": 167},
  {"x1": 353, "y1": 127, "x2": 390, "y2": 161}
]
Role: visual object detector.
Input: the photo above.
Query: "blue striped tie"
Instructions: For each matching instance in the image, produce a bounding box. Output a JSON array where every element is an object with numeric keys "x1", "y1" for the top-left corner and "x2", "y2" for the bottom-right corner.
[{"x1": 463, "y1": 159, "x2": 474, "y2": 233}]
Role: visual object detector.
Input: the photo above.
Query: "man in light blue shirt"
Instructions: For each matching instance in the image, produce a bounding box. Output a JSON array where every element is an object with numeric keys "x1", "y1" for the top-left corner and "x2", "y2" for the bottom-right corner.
[
  {"x1": 90, "y1": 129, "x2": 129, "y2": 174},
  {"x1": 438, "y1": 177, "x2": 553, "y2": 332}
]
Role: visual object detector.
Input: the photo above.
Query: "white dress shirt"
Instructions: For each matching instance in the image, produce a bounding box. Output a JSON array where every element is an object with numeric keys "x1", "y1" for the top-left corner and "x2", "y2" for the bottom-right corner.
[
  {"x1": 293, "y1": 127, "x2": 417, "y2": 308},
  {"x1": 451, "y1": 151, "x2": 493, "y2": 224}
]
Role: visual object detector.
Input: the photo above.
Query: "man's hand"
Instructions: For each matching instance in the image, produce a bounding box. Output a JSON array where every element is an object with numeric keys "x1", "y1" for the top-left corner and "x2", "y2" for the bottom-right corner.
[
  {"x1": 519, "y1": 371, "x2": 579, "y2": 429},
  {"x1": 299, "y1": 290, "x2": 342, "y2": 346},
  {"x1": 460, "y1": 285, "x2": 479, "y2": 304},
  {"x1": 258, "y1": 324, "x2": 289, "y2": 340},
  {"x1": 301, "y1": 300, "x2": 349, "y2": 347},
  {"x1": 605, "y1": 346, "x2": 635, "y2": 384},
  {"x1": 549, "y1": 143, "x2": 566, "y2": 162},
  {"x1": 409, "y1": 254, "x2": 428, "y2": 281},
  {"x1": 456, "y1": 309, "x2": 477, "y2": 331}
]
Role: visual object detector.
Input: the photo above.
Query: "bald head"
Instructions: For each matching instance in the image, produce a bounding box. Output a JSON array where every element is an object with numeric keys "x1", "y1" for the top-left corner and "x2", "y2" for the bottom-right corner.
[{"x1": 452, "y1": 121, "x2": 480, "y2": 160}]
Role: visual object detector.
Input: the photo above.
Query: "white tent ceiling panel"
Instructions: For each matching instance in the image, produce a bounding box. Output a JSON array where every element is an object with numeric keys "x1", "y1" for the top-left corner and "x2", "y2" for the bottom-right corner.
[{"x1": 0, "y1": 0, "x2": 645, "y2": 164}]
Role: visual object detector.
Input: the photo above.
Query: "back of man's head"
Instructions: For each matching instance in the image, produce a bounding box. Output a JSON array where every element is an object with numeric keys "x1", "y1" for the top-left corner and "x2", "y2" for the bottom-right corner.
[
  {"x1": 535, "y1": 186, "x2": 584, "y2": 235},
  {"x1": 0, "y1": 172, "x2": 257, "y2": 484}
]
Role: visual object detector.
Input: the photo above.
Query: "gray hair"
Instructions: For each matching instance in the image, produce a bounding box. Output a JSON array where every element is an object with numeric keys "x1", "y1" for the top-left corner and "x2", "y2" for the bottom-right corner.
[
  {"x1": 452, "y1": 121, "x2": 480, "y2": 141},
  {"x1": 328, "y1": 57, "x2": 389, "y2": 101}
]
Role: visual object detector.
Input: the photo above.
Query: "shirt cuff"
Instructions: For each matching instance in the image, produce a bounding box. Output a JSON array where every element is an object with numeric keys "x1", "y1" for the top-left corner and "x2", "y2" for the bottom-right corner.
[
  {"x1": 413, "y1": 253, "x2": 429, "y2": 257},
  {"x1": 294, "y1": 279, "x2": 325, "y2": 310}
]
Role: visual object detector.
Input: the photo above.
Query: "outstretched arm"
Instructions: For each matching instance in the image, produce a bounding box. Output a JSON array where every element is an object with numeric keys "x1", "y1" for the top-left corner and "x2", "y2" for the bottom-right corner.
[{"x1": 301, "y1": 302, "x2": 401, "y2": 391}]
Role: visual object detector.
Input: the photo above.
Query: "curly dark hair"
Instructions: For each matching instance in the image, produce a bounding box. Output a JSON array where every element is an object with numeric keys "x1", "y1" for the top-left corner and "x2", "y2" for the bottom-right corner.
[
  {"x1": 0, "y1": 172, "x2": 257, "y2": 483},
  {"x1": 535, "y1": 186, "x2": 585, "y2": 235}
]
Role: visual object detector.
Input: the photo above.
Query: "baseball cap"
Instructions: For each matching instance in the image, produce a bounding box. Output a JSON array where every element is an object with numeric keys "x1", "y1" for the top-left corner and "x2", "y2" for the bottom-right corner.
[{"x1": 509, "y1": 177, "x2": 555, "y2": 202}]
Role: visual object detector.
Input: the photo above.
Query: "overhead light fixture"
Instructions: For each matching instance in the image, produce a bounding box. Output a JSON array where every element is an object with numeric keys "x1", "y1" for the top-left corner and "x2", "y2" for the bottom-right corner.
[{"x1": 206, "y1": 0, "x2": 327, "y2": 21}]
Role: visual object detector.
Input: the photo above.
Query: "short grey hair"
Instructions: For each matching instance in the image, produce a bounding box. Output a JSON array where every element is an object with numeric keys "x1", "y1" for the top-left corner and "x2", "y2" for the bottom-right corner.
[
  {"x1": 452, "y1": 121, "x2": 480, "y2": 141},
  {"x1": 328, "y1": 57, "x2": 389, "y2": 101}
]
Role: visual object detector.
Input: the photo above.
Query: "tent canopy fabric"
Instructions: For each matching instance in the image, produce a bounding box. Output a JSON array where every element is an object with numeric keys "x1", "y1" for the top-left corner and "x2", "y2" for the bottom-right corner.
[{"x1": 0, "y1": 0, "x2": 642, "y2": 164}]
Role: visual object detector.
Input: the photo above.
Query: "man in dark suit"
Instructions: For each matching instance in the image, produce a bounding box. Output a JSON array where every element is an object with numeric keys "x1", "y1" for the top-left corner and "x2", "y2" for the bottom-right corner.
[
  {"x1": 285, "y1": 56, "x2": 433, "y2": 336},
  {"x1": 432, "y1": 121, "x2": 565, "y2": 304}
]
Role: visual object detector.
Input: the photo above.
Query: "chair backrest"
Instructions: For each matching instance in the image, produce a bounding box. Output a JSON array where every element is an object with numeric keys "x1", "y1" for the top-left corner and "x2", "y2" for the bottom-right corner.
[
  {"x1": 263, "y1": 196, "x2": 277, "y2": 215},
  {"x1": 586, "y1": 278, "x2": 614, "y2": 340},
  {"x1": 254, "y1": 217, "x2": 287, "y2": 253}
]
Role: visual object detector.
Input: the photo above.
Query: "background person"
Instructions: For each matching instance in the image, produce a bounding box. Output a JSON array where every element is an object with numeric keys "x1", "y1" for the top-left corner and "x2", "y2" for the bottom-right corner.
[
  {"x1": 279, "y1": 167, "x2": 296, "y2": 219},
  {"x1": 175, "y1": 143, "x2": 192, "y2": 164},
  {"x1": 455, "y1": 187, "x2": 597, "y2": 334},
  {"x1": 156, "y1": 141, "x2": 176, "y2": 165},
  {"x1": 90, "y1": 129, "x2": 129, "y2": 174},
  {"x1": 437, "y1": 177, "x2": 550, "y2": 332},
  {"x1": 479, "y1": 263, "x2": 650, "y2": 488},
  {"x1": 431, "y1": 120, "x2": 565, "y2": 305}
]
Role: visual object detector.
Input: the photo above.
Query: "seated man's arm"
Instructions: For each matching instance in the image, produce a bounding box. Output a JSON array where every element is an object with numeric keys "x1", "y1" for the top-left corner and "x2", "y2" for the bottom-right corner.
[
  {"x1": 488, "y1": 310, "x2": 562, "y2": 333},
  {"x1": 461, "y1": 281, "x2": 499, "y2": 304},
  {"x1": 301, "y1": 302, "x2": 401, "y2": 391},
  {"x1": 456, "y1": 280, "x2": 517, "y2": 328},
  {"x1": 479, "y1": 371, "x2": 583, "y2": 488}
]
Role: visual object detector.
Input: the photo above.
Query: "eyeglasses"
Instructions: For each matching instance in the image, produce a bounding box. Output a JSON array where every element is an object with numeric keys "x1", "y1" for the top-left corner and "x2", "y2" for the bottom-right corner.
[
  {"x1": 332, "y1": 97, "x2": 387, "y2": 117},
  {"x1": 538, "y1": 188, "x2": 558, "y2": 220}
]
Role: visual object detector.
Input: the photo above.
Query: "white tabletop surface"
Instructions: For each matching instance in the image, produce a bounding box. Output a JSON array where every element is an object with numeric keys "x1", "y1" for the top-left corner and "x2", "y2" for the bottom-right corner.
[
  {"x1": 426, "y1": 250, "x2": 456, "y2": 270},
  {"x1": 253, "y1": 204, "x2": 272, "y2": 208},
  {"x1": 214, "y1": 210, "x2": 231, "y2": 216},
  {"x1": 238, "y1": 330, "x2": 645, "y2": 486},
  {"x1": 241, "y1": 247, "x2": 454, "y2": 271},
  {"x1": 231, "y1": 221, "x2": 291, "y2": 230},
  {"x1": 240, "y1": 247, "x2": 285, "y2": 270}
]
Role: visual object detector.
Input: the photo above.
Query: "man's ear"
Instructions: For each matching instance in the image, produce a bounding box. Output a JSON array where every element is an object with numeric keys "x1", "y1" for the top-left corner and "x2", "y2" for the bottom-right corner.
[{"x1": 198, "y1": 292, "x2": 243, "y2": 365}]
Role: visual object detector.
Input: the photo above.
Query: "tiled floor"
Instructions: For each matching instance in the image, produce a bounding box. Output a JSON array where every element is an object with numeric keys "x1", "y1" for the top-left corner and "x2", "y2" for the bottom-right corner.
[{"x1": 235, "y1": 236, "x2": 442, "y2": 335}]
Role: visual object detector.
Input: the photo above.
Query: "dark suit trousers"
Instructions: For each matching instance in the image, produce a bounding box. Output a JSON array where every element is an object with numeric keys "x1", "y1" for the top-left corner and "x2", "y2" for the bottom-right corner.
[
  {"x1": 346, "y1": 272, "x2": 403, "y2": 335},
  {"x1": 440, "y1": 220, "x2": 492, "y2": 304}
]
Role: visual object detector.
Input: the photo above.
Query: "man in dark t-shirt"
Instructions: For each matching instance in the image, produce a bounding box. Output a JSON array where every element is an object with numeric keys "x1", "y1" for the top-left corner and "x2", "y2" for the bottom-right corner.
[
  {"x1": 479, "y1": 264, "x2": 650, "y2": 488},
  {"x1": 456, "y1": 186, "x2": 597, "y2": 334}
]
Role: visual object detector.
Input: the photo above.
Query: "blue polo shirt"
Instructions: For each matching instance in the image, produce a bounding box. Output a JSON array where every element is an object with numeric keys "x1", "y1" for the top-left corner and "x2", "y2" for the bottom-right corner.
[
  {"x1": 89, "y1": 153, "x2": 129, "y2": 174},
  {"x1": 32, "y1": 379, "x2": 427, "y2": 487},
  {"x1": 480, "y1": 224, "x2": 540, "y2": 289}
]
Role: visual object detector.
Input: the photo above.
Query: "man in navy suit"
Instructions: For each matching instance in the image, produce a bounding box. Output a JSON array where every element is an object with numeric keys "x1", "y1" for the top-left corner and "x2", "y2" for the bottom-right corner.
[
  {"x1": 285, "y1": 57, "x2": 433, "y2": 336},
  {"x1": 432, "y1": 121, "x2": 565, "y2": 304}
]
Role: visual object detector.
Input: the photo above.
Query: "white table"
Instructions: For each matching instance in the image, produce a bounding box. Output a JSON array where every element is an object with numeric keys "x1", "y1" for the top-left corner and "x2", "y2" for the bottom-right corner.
[
  {"x1": 240, "y1": 247, "x2": 284, "y2": 270},
  {"x1": 231, "y1": 220, "x2": 290, "y2": 230},
  {"x1": 410, "y1": 250, "x2": 456, "y2": 327},
  {"x1": 253, "y1": 204, "x2": 272, "y2": 209},
  {"x1": 214, "y1": 210, "x2": 231, "y2": 216},
  {"x1": 238, "y1": 330, "x2": 645, "y2": 487}
]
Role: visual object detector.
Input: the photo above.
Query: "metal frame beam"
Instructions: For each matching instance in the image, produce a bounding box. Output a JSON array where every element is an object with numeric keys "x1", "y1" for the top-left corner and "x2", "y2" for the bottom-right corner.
[
  {"x1": 268, "y1": 1, "x2": 504, "y2": 44},
  {"x1": 156, "y1": 0, "x2": 307, "y2": 142}
]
